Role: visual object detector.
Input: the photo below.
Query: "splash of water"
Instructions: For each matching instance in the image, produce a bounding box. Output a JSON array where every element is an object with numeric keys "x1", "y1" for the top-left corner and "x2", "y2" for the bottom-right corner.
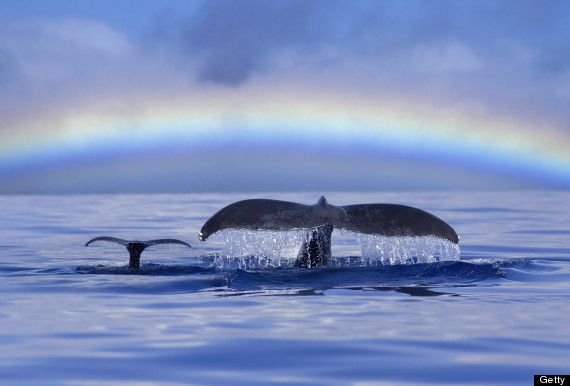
[
  {"x1": 207, "y1": 229, "x2": 307, "y2": 269},
  {"x1": 355, "y1": 233, "x2": 460, "y2": 266},
  {"x1": 205, "y1": 229, "x2": 460, "y2": 269}
]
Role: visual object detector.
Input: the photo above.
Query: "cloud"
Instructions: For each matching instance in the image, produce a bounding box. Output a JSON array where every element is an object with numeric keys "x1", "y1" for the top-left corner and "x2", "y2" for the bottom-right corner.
[
  {"x1": 156, "y1": 0, "x2": 568, "y2": 84},
  {"x1": 0, "y1": 18, "x2": 132, "y2": 85},
  {"x1": 171, "y1": 0, "x2": 348, "y2": 85},
  {"x1": 0, "y1": 17, "x2": 189, "y2": 129},
  {"x1": 0, "y1": 19, "x2": 129, "y2": 128},
  {"x1": 136, "y1": 0, "x2": 569, "y2": 128},
  {"x1": 0, "y1": 1, "x2": 567, "y2": 131}
]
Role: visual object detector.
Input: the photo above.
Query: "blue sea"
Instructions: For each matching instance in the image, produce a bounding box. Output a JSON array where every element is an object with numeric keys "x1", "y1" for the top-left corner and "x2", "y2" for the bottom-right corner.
[{"x1": 0, "y1": 192, "x2": 569, "y2": 385}]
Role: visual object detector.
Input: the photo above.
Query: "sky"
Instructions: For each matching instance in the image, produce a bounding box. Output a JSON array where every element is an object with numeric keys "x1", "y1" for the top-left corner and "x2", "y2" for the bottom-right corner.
[{"x1": 0, "y1": 0, "x2": 569, "y2": 193}]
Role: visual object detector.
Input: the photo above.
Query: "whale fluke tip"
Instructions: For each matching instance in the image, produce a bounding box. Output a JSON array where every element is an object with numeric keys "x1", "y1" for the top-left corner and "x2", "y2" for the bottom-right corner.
[
  {"x1": 85, "y1": 236, "x2": 128, "y2": 247},
  {"x1": 145, "y1": 239, "x2": 192, "y2": 249}
]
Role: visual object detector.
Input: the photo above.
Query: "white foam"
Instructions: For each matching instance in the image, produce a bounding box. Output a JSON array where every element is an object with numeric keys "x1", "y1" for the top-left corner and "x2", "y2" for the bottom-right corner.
[
  {"x1": 356, "y1": 233, "x2": 460, "y2": 265},
  {"x1": 207, "y1": 229, "x2": 307, "y2": 269},
  {"x1": 206, "y1": 229, "x2": 460, "y2": 269}
]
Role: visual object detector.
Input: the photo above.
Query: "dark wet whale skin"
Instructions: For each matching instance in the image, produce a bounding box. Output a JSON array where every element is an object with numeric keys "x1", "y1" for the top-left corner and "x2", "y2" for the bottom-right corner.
[{"x1": 199, "y1": 196, "x2": 459, "y2": 267}]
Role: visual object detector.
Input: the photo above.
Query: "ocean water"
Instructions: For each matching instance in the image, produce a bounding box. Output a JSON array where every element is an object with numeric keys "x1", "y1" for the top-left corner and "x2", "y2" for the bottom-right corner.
[{"x1": 0, "y1": 191, "x2": 568, "y2": 385}]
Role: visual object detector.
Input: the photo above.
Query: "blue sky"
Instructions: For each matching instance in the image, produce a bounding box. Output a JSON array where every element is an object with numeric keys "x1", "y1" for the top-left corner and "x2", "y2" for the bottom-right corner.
[{"x1": 1, "y1": 1, "x2": 569, "y2": 193}]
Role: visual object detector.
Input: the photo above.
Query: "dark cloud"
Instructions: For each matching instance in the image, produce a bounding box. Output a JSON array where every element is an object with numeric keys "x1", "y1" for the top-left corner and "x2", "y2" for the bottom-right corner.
[
  {"x1": 1, "y1": 1, "x2": 564, "y2": 132},
  {"x1": 139, "y1": 0, "x2": 570, "y2": 130},
  {"x1": 155, "y1": 0, "x2": 570, "y2": 87},
  {"x1": 173, "y1": 0, "x2": 349, "y2": 85}
]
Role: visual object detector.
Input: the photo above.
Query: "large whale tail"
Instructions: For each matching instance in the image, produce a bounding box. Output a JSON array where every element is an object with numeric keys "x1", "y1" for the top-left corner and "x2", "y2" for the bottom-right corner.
[
  {"x1": 199, "y1": 196, "x2": 458, "y2": 267},
  {"x1": 85, "y1": 236, "x2": 191, "y2": 269}
]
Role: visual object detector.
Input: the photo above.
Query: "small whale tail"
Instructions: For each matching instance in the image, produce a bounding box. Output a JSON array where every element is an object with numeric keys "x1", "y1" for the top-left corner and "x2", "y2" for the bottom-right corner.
[{"x1": 85, "y1": 237, "x2": 191, "y2": 269}]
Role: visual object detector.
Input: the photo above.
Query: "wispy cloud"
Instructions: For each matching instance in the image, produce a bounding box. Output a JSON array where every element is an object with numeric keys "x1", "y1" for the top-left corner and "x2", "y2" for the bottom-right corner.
[
  {"x1": 143, "y1": 0, "x2": 570, "y2": 125},
  {"x1": 2, "y1": 0, "x2": 566, "y2": 127}
]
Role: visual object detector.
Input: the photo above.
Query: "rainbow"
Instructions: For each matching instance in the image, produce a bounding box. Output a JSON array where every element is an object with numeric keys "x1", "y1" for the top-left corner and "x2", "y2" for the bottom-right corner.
[{"x1": 1, "y1": 82, "x2": 569, "y2": 190}]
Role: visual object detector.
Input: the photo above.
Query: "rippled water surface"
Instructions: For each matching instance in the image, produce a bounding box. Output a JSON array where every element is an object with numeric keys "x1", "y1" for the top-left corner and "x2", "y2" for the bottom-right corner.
[{"x1": 0, "y1": 192, "x2": 569, "y2": 385}]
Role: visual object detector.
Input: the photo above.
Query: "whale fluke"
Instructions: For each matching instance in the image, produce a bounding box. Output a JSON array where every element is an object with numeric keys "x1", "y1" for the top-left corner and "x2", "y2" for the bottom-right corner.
[
  {"x1": 199, "y1": 199, "x2": 318, "y2": 241},
  {"x1": 85, "y1": 236, "x2": 191, "y2": 269},
  {"x1": 199, "y1": 197, "x2": 458, "y2": 243},
  {"x1": 198, "y1": 196, "x2": 345, "y2": 241},
  {"x1": 144, "y1": 239, "x2": 193, "y2": 248},
  {"x1": 339, "y1": 204, "x2": 459, "y2": 244},
  {"x1": 85, "y1": 236, "x2": 129, "y2": 246},
  {"x1": 199, "y1": 196, "x2": 458, "y2": 268}
]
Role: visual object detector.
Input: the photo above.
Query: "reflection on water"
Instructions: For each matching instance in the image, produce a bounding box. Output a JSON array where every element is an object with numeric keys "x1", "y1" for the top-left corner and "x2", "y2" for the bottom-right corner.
[
  {"x1": 350, "y1": 286, "x2": 461, "y2": 297},
  {"x1": 220, "y1": 286, "x2": 463, "y2": 298}
]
